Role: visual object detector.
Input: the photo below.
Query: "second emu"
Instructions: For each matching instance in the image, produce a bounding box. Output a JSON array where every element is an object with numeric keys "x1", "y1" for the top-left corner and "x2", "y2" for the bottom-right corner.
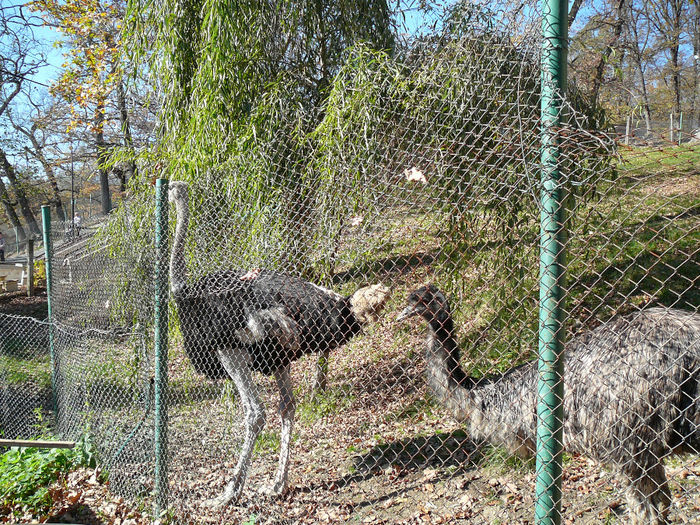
[{"x1": 399, "y1": 285, "x2": 700, "y2": 525}]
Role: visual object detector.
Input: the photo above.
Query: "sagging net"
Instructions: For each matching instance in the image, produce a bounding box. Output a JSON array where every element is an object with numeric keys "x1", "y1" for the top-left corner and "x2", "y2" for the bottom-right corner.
[
  {"x1": 2, "y1": 1, "x2": 699, "y2": 523},
  {"x1": 47, "y1": 200, "x2": 156, "y2": 501}
]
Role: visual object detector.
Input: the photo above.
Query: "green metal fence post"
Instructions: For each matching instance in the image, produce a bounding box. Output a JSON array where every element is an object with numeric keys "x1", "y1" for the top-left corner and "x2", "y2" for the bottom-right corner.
[
  {"x1": 536, "y1": 0, "x2": 568, "y2": 523},
  {"x1": 154, "y1": 178, "x2": 170, "y2": 518},
  {"x1": 41, "y1": 206, "x2": 58, "y2": 417}
]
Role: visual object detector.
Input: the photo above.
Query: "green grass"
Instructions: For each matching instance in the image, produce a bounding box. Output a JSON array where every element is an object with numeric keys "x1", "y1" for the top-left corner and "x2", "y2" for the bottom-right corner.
[
  {"x1": 621, "y1": 144, "x2": 699, "y2": 177},
  {"x1": 253, "y1": 431, "x2": 281, "y2": 456},
  {"x1": 393, "y1": 396, "x2": 439, "y2": 421},
  {"x1": 477, "y1": 444, "x2": 535, "y2": 474},
  {"x1": 297, "y1": 384, "x2": 355, "y2": 424},
  {"x1": 0, "y1": 435, "x2": 97, "y2": 517},
  {"x1": 0, "y1": 354, "x2": 51, "y2": 388},
  {"x1": 332, "y1": 144, "x2": 699, "y2": 379}
]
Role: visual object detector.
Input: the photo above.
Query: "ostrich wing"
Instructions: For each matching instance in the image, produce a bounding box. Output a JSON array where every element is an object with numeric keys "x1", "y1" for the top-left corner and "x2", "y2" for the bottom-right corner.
[{"x1": 236, "y1": 306, "x2": 301, "y2": 354}]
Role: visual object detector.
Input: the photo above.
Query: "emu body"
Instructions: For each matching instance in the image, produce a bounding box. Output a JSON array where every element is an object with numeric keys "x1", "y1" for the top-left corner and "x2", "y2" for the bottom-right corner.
[
  {"x1": 399, "y1": 285, "x2": 699, "y2": 525},
  {"x1": 168, "y1": 181, "x2": 389, "y2": 507}
]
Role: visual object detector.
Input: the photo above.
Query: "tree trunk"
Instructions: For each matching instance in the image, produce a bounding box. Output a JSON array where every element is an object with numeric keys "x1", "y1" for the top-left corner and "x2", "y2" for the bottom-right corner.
[
  {"x1": 693, "y1": 1, "x2": 700, "y2": 127},
  {"x1": 0, "y1": 178, "x2": 26, "y2": 242},
  {"x1": 116, "y1": 79, "x2": 137, "y2": 189},
  {"x1": 630, "y1": 48, "x2": 653, "y2": 136},
  {"x1": 591, "y1": 0, "x2": 627, "y2": 107},
  {"x1": 668, "y1": 0, "x2": 683, "y2": 118},
  {"x1": 568, "y1": 0, "x2": 585, "y2": 27},
  {"x1": 38, "y1": 152, "x2": 66, "y2": 222},
  {"x1": 693, "y1": 1, "x2": 700, "y2": 129},
  {"x1": 16, "y1": 125, "x2": 66, "y2": 222},
  {"x1": 0, "y1": 148, "x2": 41, "y2": 237},
  {"x1": 95, "y1": 99, "x2": 112, "y2": 215},
  {"x1": 669, "y1": 44, "x2": 681, "y2": 119}
]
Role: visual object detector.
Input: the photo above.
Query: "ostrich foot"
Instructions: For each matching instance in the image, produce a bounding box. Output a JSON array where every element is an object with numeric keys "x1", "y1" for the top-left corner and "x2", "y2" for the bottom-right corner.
[{"x1": 203, "y1": 480, "x2": 244, "y2": 510}]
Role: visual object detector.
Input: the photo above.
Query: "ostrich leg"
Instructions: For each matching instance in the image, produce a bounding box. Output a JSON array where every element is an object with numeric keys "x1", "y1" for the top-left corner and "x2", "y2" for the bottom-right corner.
[
  {"x1": 206, "y1": 349, "x2": 266, "y2": 508},
  {"x1": 261, "y1": 365, "x2": 295, "y2": 495}
]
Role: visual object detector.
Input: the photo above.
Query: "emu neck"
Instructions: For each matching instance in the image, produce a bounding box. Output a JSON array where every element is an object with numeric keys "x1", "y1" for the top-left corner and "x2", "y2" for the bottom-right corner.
[
  {"x1": 170, "y1": 196, "x2": 188, "y2": 295},
  {"x1": 423, "y1": 309, "x2": 534, "y2": 455},
  {"x1": 424, "y1": 309, "x2": 474, "y2": 421}
]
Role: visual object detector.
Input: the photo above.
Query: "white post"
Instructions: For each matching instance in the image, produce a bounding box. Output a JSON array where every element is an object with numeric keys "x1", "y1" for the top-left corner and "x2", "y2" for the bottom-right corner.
[
  {"x1": 669, "y1": 112, "x2": 674, "y2": 143},
  {"x1": 625, "y1": 115, "x2": 631, "y2": 146}
]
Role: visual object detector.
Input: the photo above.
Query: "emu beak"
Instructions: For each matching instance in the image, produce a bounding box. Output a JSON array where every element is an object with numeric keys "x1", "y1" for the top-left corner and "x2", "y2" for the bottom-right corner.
[{"x1": 396, "y1": 305, "x2": 418, "y2": 322}]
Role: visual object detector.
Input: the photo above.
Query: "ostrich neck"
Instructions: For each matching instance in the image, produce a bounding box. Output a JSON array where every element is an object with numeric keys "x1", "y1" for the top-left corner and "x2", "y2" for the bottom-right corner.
[{"x1": 170, "y1": 197, "x2": 188, "y2": 294}]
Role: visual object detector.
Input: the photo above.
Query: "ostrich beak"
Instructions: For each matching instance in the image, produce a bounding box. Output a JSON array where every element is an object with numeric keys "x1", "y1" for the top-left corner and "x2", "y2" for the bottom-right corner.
[{"x1": 396, "y1": 305, "x2": 419, "y2": 322}]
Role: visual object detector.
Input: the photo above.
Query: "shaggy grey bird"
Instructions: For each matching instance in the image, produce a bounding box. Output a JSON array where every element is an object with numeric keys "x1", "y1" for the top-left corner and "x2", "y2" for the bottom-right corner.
[
  {"x1": 398, "y1": 285, "x2": 699, "y2": 525},
  {"x1": 168, "y1": 181, "x2": 390, "y2": 507}
]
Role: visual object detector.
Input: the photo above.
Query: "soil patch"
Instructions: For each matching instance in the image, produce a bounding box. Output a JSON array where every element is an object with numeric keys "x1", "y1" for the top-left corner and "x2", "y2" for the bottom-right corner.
[{"x1": 0, "y1": 289, "x2": 48, "y2": 319}]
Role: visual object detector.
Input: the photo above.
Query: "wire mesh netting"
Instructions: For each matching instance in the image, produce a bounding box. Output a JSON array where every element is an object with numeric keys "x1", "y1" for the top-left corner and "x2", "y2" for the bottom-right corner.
[
  {"x1": 2, "y1": 1, "x2": 699, "y2": 524},
  {"x1": 0, "y1": 314, "x2": 51, "y2": 440}
]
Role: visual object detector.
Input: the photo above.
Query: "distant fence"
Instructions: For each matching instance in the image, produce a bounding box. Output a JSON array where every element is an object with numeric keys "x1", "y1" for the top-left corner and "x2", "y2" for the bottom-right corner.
[{"x1": 613, "y1": 118, "x2": 699, "y2": 147}]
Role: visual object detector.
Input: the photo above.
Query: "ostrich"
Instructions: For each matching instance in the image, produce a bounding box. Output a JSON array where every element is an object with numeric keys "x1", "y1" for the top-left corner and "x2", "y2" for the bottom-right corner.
[
  {"x1": 168, "y1": 181, "x2": 390, "y2": 507},
  {"x1": 398, "y1": 285, "x2": 700, "y2": 525}
]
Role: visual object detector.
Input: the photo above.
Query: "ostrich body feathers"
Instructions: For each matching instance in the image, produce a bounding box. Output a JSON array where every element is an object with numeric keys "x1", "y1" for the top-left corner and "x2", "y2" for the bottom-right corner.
[
  {"x1": 423, "y1": 307, "x2": 700, "y2": 461},
  {"x1": 174, "y1": 269, "x2": 363, "y2": 377}
]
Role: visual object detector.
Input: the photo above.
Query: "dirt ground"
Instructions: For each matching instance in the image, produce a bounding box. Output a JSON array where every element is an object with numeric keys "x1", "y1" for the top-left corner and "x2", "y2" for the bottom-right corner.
[{"x1": 0, "y1": 289, "x2": 48, "y2": 319}]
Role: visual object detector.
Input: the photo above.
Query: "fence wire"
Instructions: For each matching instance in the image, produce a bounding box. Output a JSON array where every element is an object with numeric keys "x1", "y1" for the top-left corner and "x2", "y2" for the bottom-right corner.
[{"x1": 1, "y1": 1, "x2": 699, "y2": 524}]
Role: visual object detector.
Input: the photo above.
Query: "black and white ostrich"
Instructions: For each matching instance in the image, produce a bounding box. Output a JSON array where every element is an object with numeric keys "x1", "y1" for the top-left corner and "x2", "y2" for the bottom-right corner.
[
  {"x1": 398, "y1": 285, "x2": 700, "y2": 525},
  {"x1": 168, "y1": 181, "x2": 390, "y2": 507}
]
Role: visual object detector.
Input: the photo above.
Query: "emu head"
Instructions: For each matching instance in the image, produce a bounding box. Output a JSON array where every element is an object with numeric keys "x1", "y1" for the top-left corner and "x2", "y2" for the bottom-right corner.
[
  {"x1": 168, "y1": 180, "x2": 189, "y2": 203},
  {"x1": 396, "y1": 284, "x2": 450, "y2": 322},
  {"x1": 349, "y1": 284, "x2": 391, "y2": 325}
]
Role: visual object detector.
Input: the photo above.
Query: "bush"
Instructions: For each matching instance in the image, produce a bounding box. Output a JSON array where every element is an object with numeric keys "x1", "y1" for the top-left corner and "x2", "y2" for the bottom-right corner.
[{"x1": 0, "y1": 435, "x2": 96, "y2": 516}]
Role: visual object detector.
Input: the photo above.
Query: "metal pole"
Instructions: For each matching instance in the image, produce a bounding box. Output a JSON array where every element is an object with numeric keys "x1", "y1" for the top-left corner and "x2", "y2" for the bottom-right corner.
[
  {"x1": 71, "y1": 148, "x2": 75, "y2": 234},
  {"x1": 679, "y1": 112, "x2": 683, "y2": 145},
  {"x1": 41, "y1": 206, "x2": 58, "y2": 417},
  {"x1": 27, "y1": 239, "x2": 34, "y2": 297},
  {"x1": 537, "y1": 0, "x2": 567, "y2": 523},
  {"x1": 154, "y1": 178, "x2": 169, "y2": 518},
  {"x1": 625, "y1": 115, "x2": 631, "y2": 146}
]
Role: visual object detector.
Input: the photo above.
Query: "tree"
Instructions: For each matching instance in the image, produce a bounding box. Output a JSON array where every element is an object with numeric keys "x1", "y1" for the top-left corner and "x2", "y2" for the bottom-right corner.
[
  {"x1": 591, "y1": 0, "x2": 628, "y2": 108},
  {"x1": 623, "y1": 0, "x2": 654, "y2": 134},
  {"x1": 691, "y1": 0, "x2": 700, "y2": 127},
  {"x1": 9, "y1": 99, "x2": 67, "y2": 222},
  {"x1": 35, "y1": 0, "x2": 140, "y2": 215},
  {"x1": 647, "y1": 0, "x2": 690, "y2": 119},
  {"x1": 126, "y1": 0, "x2": 394, "y2": 156},
  {"x1": 0, "y1": 147, "x2": 42, "y2": 236},
  {"x1": 1, "y1": 2, "x2": 46, "y2": 239}
]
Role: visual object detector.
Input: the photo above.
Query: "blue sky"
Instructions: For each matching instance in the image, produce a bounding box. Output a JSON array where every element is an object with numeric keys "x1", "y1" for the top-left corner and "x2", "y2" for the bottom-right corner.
[{"x1": 31, "y1": 23, "x2": 64, "y2": 88}]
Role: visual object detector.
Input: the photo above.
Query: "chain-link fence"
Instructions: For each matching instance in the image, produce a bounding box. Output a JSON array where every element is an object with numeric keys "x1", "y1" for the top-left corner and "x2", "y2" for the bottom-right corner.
[{"x1": 2, "y1": 1, "x2": 699, "y2": 524}]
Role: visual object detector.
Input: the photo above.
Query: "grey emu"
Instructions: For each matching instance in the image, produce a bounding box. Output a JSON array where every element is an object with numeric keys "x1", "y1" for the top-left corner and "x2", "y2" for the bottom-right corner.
[
  {"x1": 398, "y1": 285, "x2": 699, "y2": 525},
  {"x1": 168, "y1": 181, "x2": 390, "y2": 507}
]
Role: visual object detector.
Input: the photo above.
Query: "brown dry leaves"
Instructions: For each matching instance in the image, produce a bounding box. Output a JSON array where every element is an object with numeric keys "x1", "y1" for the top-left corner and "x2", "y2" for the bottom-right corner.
[{"x1": 2, "y1": 468, "x2": 150, "y2": 525}]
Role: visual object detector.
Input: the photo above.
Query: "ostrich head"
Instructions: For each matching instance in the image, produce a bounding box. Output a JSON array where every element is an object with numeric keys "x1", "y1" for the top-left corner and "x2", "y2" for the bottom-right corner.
[
  {"x1": 396, "y1": 285, "x2": 451, "y2": 325},
  {"x1": 168, "y1": 180, "x2": 189, "y2": 205},
  {"x1": 349, "y1": 283, "x2": 391, "y2": 324}
]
